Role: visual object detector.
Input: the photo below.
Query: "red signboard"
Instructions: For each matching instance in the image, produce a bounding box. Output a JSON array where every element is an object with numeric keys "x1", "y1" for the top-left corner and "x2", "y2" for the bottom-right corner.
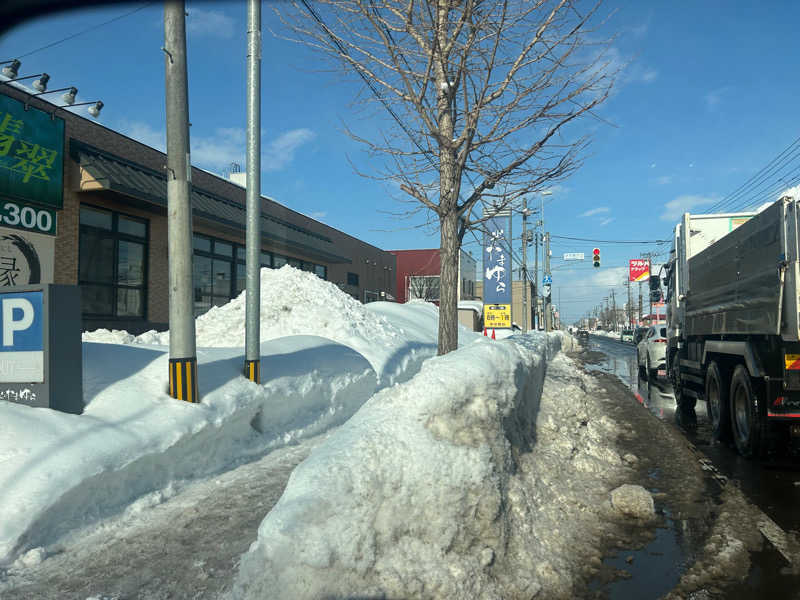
[{"x1": 629, "y1": 259, "x2": 650, "y2": 282}]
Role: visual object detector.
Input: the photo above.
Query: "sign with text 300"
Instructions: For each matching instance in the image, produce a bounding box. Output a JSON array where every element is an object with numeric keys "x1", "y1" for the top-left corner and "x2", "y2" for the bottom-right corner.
[{"x1": 0, "y1": 200, "x2": 56, "y2": 235}]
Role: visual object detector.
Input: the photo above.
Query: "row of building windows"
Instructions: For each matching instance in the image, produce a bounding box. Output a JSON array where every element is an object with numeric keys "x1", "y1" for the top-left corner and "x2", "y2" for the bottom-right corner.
[{"x1": 78, "y1": 204, "x2": 328, "y2": 319}]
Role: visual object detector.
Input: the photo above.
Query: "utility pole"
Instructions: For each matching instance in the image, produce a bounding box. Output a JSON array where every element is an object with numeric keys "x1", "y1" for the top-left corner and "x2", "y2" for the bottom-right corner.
[
  {"x1": 611, "y1": 289, "x2": 617, "y2": 331},
  {"x1": 638, "y1": 281, "x2": 642, "y2": 326},
  {"x1": 244, "y1": 0, "x2": 262, "y2": 383},
  {"x1": 521, "y1": 197, "x2": 529, "y2": 331},
  {"x1": 640, "y1": 251, "x2": 654, "y2": 324},
  {"x1": 533, "y1": 231, "x2": 539, "y2": 329},
  {"x1": 626, "y1": 279, "x2": 632, "y2": 328},
  {"x1": 164, "y1": 0, "x2": 198, "y2": 403},
  {"x1": 544, "y1": 231, "x2": 551, "y2": 332}
]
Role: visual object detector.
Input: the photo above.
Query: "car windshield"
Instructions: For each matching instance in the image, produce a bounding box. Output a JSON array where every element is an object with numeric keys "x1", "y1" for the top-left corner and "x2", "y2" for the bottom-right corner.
[
  {"x1": 659, "y1": 327, "x2": 667, "y2": 337},
  {"x1": 622, "y1": 330, "x2": 633, "y2": 335}
]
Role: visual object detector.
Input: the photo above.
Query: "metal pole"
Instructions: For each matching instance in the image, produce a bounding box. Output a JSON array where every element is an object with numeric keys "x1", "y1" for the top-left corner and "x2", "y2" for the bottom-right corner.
[
  {"x1": 164, "y1": 0, "x2": 198, "y2": 402},
  {"x1": 244, "y1": 0, "x2": 262, "y2": 382},
  {"x1": 544, "y1": 231, "x2": 551, "y2": 332},
  {"x1": 627, "y1": 279, "x2": 632, "y2": 327},
  {"x1": 521, "y1": 197, "x2": 528, "y2": 331},
  {"x1": 533, "y1": 231, "x2": 539, "y2": 329}
]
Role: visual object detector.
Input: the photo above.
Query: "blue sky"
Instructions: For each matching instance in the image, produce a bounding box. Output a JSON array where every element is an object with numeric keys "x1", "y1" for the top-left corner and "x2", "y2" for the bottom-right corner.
[{"x1": 1, "y1": 1, "x2": 799, "y2": 324}]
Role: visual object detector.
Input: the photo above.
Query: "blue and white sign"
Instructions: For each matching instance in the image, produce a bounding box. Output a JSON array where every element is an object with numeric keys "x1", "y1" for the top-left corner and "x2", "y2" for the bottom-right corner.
[
  {"x1": 483, "y1": 215, "x2": 512, "y2": 305},
  {"x1": 543, "y1": 274, "x2": 552, "y2": 285},
  {"x1": 0, "y1": 290, "x2": 43, "y2": 382}
]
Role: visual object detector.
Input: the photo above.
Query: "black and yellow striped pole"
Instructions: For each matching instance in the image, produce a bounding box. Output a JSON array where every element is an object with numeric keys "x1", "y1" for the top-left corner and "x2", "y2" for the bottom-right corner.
[{"x1": 169, "y1": 357, "x2": 199, "y2": 403}]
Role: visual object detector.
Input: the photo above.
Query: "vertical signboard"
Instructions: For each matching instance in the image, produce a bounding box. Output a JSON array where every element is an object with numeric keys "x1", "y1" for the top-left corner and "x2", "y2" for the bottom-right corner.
[
  {"x1": 483, "y1": 214, "x2": 512, "y2": 328},
  {"x1": 0, "y1": 94, "x2": 64, "y2": 210},
  {"x1": 629, "y1": 259, "x2": 650, "y2": 282}
]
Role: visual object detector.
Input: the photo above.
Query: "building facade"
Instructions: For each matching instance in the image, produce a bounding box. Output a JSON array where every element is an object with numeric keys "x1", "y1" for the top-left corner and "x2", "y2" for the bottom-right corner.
[
  {"x1": 0, "y1": 85, "x2": 396, "y2": 333},
  {"x1": 390, "y1": 248, "x2": 477, "y2": 305}
]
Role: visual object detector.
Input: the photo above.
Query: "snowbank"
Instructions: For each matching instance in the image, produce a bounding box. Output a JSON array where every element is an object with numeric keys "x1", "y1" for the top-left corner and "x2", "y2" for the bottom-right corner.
[
  {"x1": 234, "y1": 332, "x2": 591, "y2": 599},
  {"x1": 85, "y1": 267, "x2": 475, "y2": 386}
]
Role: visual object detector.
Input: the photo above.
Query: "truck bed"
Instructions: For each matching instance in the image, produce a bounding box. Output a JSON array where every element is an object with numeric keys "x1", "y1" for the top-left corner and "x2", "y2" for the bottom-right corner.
[{"x1": 686, "y1": 200, "x2": 786, "y2": 336}]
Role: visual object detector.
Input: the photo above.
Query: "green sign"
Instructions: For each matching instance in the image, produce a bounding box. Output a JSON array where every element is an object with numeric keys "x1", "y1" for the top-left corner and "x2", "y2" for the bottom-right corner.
[
  {"x1": 0, "y1": 199, "x2": 56, "y2": 235},
  {"x1": 0, "y1": 94, "x2": 64, "y2": 210}
]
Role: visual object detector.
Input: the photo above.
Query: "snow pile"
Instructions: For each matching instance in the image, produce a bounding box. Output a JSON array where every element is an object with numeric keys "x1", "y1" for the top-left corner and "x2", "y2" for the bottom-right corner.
[
  {"x1": 235, "y1": 332, "x2": 627, "y2": 599},
  {"x1": 0, "y1": 337, "x2": 378, "y2": 566},
  {"x1": 84, "y1": 267, "x2": 471, "y2": 385}
]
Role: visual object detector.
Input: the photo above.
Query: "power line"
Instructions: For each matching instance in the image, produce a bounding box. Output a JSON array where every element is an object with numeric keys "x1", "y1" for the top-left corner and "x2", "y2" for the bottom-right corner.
[
  {"x1": 550, "y1": 235, "x2": 670, "y2": 244},
  {"x1": 17, "y1": 3, "x2": 154, "y2": 59}
]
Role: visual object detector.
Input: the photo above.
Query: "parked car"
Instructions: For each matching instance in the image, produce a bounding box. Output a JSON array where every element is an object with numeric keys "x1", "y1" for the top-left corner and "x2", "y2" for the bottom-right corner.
[
  {"x1": 620, "y1": 329, "x2": 634, "y2": 343},
  {"x1": 576, "y1": 329, "x2": 590, "y2": 344},
  {"x1": 637, "y1": 325, "x2": 667, "y2": 379},
  {"x1": 632, "y1": 326, "x2": 649, "y2": 346}
]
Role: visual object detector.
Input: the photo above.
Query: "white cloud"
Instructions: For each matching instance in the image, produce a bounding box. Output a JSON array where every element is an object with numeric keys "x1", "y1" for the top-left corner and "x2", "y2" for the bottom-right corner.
[
  {"x1": 655, "y1": 175, "x2": 672, "y2": 185},
  {"x1": 189, "y1": 127, "x2": 316, "y2": 173},
  {"x1": 704, "y1": 87, "x2": 731, "y2": 110},
  {"x1": 579, "y1": 207, "x2": 610, "y2": 217},
  {"x1": 641, "y1": 69, "x2": 658, "y2": 83},
  {"x1": 599, "y1": 217, "x2": 614, "y2": 226},
  {"x1": 660, "y1": 195, "x2": 717, "y2": 221},
  {"x1": 263, "y1": 129, "x2": 316, "y2": 171},
  {"x1": 650, "y1": 163, "x2": 656, "y2": 169},
  {"x1": 113, "y1": 119, "x2": 166, "y2": 152},
  {"x1": 310, "y1": 211, "x2": 327, "y2": 220},
  {"x1": 187, "y1": 8, "x2": 235, "y2": 39},
  {"x1": 191, "y1": 127, "x2": 246, "y2": 169}
]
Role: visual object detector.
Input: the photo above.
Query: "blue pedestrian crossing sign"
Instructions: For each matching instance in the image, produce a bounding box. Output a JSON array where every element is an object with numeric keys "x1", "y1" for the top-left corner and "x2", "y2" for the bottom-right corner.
[{"x1": 543, "y1": 274, "x2": 552, "y2": 285}]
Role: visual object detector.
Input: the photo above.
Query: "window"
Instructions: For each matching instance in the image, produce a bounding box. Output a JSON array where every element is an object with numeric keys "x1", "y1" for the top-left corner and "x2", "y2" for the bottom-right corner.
[
  {"x1": 364, "y1": 290, "x2": 379, "y2": 303},
  {"x1": 408, "y1": 275, "x2": 440, "y2": 301},
  {"x1": 274, "y1": 255, "x2": 287, "y2": 268},
  {"x1": 79, "y1": 205, "x2": 147, "y2": 318},
  {"x1": 314, "y1": 265, "x2": 327, "y2": 279},
  {"x1": 347, "y1": 272, "x2": 359, "y2": 286}
]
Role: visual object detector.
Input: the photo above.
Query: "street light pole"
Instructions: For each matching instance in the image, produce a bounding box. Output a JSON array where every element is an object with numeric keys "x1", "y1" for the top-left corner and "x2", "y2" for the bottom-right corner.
[{"x1": 521, "y1": 197, "x2": 529, "y2": 331}]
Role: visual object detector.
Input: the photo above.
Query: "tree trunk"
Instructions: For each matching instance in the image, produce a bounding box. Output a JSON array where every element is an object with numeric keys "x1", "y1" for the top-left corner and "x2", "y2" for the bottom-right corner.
[{"x1": 438, "y1": 210, "x2": 459, "y2": 355}]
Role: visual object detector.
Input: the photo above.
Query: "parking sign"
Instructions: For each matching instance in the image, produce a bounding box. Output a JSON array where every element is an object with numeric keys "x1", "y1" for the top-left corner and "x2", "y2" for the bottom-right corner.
[{"x1": 0, "y1": 290, "x2": 43, "y2": 382}]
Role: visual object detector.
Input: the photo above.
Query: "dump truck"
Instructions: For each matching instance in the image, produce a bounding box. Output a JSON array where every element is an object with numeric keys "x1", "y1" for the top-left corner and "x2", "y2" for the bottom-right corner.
[{"x1": 659, "y1": 195, "x2": 800, "y2": 457}]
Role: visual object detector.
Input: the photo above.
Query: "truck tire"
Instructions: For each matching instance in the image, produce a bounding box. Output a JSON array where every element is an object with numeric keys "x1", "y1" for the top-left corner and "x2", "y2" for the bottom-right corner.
[
  {"x1": 705, "y1": 361, "x2": 730, "y2": 441},
  {"x1": 671, "y1": 350, "x2": 696, "y2": 411},
  {"x1": 729, "y1": 364, "x2": 767, "y2": 458}
]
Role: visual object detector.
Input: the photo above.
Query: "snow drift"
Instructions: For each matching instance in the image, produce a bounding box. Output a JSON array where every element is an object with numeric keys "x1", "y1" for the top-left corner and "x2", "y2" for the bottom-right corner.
[{"x1": 233, "y1": 334, "x2": 594, "y2": 599}]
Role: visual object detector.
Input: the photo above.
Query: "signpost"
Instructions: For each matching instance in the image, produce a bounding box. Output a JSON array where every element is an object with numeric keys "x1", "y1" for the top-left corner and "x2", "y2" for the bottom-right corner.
[
  {"x1": 0, "y1": 284, "x2": 82, "y2": 413},
  {"x1": 483, "y1": 211, "x2": 512, "y2": 329},
  {"x1": 563, "y1": 252, "x2": 584, "y2": 261},
  {"x1": 629, "y1": 259, "x2": 650, "y2": 282}
]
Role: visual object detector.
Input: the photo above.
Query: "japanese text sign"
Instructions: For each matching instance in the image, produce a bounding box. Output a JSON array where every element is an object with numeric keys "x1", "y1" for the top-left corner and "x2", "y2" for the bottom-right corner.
[
  {"x1": 0, "y1": 94, "x2": 64, "y2": 210},
  {"x1": 629, "y1": 259, "x2": 650, "y2": 282},
  {"x1": 483, "y1": 215, "x2": 512, "y2": 305},
  {"x1": 484, "y1": 304, "x2": 511, "y2": 329}
]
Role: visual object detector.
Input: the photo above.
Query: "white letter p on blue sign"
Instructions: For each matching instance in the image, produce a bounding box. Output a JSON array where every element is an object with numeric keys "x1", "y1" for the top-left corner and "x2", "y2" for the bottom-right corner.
[
  {"x1": 0, "y1": 291, "x2": 44, "y2": 383},
  {"x1": 3, "y1": 298, "x2": 34, "y2": 346}
]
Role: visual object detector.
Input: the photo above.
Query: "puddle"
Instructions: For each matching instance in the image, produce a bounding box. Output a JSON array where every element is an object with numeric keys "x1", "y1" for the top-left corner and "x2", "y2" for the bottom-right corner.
[
  {"x1": 726, "y1": 541, "x2": 800, "y2": 599},
  {"x1": 588, "y1": 517, "x2": 687, "y2": 599}
]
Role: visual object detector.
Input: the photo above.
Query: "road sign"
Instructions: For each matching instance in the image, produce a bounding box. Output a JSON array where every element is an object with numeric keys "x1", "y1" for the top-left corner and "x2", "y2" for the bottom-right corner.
[
  {"x1": 563, "y1": 253, "x2": 584, "y2": 261},
  {"x1": 543, "y1": 284, "x2": 551, "y2": 297},
  {"x1": 543, "y1": 274, "x2": 552, "y2": 285}
]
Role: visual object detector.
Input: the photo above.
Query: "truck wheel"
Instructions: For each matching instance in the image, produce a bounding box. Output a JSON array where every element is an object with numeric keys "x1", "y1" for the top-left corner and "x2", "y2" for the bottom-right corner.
[
  {"x1": 671, "y1": 351, "x2": 695, "y2": 412},
  {"x1": 705, "y1": 361, "x2": 730, "y2": 441},
  {"x1": 729, "y1": 365, "x2": 767, "y2": 458}
]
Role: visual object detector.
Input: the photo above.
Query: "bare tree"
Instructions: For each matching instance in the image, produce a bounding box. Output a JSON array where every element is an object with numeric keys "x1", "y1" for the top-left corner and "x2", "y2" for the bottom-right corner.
[
  {"x1": 407, "y1": 273, "x2": 441, "y2": 302},
  {"x1": 277, "y1": 0, "x2": 616, "y2": 354}
]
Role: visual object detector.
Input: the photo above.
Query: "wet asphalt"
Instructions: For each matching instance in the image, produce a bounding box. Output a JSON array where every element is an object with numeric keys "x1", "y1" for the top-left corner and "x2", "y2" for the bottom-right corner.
[{"x1": 583, "y1": 334, "x2": 800, "y2": 599}]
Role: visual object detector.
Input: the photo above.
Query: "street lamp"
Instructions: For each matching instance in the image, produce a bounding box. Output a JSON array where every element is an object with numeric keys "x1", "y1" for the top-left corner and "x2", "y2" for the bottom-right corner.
[
  {"x1": 1, "y1": 59, "x2": 20, "y2": 79},
  {"x1": 0, "y1": 71, "x2": 50, "y2": 92}
]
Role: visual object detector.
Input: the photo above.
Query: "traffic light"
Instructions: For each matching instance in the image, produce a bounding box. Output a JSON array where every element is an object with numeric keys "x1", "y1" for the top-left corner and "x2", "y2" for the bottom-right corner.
[{"x1": 592, "y1": 247, "x2": 600, "y2": 268}]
